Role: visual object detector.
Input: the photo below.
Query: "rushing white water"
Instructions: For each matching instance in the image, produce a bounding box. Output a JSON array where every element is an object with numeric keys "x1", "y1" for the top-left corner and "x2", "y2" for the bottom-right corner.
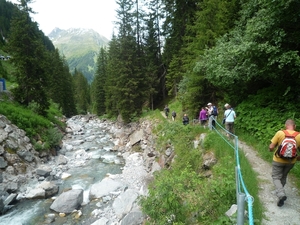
[{"x1": 0, "y1": 118, "x2": 123, "y2": 225}]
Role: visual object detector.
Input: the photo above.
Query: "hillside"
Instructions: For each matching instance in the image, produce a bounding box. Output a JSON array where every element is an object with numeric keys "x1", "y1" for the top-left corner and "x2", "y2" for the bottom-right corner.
[{"x1": 48, "y1": 28, "x2": 109, "y2": 83}]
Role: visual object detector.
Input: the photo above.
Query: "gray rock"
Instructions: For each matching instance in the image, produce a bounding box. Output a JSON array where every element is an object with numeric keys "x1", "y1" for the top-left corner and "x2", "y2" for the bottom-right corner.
[
  {"x1": 120, "y1": 211, "x2": 145, "y2": 225},
  {"x1": 113, "y1": 189, "x2": 138, "y2": 219},
  {"x1": 89, "y1": 177, "x2": 124, "y2": 200},
  {"x1": 0, "y1": 145, "x2": 4, "y2": 155},
  {"x1": 91, "y1": 217, "x2": 109, "y2": 225},
  {"x1": 36, "y1": 165, "x2": 52, "y2": 177},
  {"x1": 17, "y1": 149, "x2": 35, "y2": 162},
  {"x1": 225, "y1": 204, "x2": 237, "y2": 217},
  {"x1": 26, "y1": 188, "x2": 45, "y2": 199},
  {"x1": 0, "y1": 131, "x2": 8, "y2": 143},
  {"x1": 5, "y1": 138, "x2": 18, "y2": 150},
  {"x1": 57, "y1": 155, "x2": 68, "y2": 165},
  {"x1": 4, "y1": 124, "x2": 14, "y2": 133},
  {"x1": 130, "y1": 130, "x2": 144, "y2": 146},
  {"x1": 0, "y1": 198, "x2": 4, "y2": 215},
  {"x1": 0, "y1": 157, "x2": 7, "y2": 169},
  {"x1": 3, "y1": 193, "x2": 17, "y2": 205},
  {"x1": 0, "y1": 115, "x2": 10, "y2": 128},
  {"x1": 38, "y1": 181, "x2": 59, "y2": 198},
  {"x1": 4, "y1": 153, "x2": 21, "y2": 165},
  {"x1": 6, "y1": 182, "x2": 18, "y2": 192},
  {"x1": 50, "y1": 189, "x2": 83, "y2": 213}
]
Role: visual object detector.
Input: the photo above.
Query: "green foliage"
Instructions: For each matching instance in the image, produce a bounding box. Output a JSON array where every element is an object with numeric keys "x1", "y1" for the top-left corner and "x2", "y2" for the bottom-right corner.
[
  {"x1": 234, "y1": 87, "x2": 300, "y2": 145},
  {"x1": 140, "y1": 107, "x2": 263, "y2": 224},
  {"x1": 6, "y1": 1, "x2": 50, "y2": 116},
  {"x1": 0, "y1": 101, "x2": 51, "y2": 138},
  {"x1": 44, "y1": 127, "x2": 63, "y2": 148},
  {"x1": 194, "y1": 0, "x2": 300, "y2": 106},
  {"x1": 90, "y1": 47, "x2": 108, "y2": 115},
  {"x1": 0, "y1": 100, "x2": 64, "y2": 151},
  {"x1": 73, "y1": 69, "x2": 90, "y2": 114}
]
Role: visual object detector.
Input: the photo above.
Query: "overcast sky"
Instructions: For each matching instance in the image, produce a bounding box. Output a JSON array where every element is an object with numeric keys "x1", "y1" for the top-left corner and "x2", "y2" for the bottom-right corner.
[{"x1": 8, "y1": 0, "x2": 118, "y2": 39}]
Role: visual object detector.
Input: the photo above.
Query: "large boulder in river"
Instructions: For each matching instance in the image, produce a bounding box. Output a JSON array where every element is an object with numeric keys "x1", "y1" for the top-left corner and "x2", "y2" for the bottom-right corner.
[
  {"x1": 89, "y1": 177, "x2": 124, "y2": 200},
  {"x1": 50, "y1": 189, "x2": 83, "y2": 213}
]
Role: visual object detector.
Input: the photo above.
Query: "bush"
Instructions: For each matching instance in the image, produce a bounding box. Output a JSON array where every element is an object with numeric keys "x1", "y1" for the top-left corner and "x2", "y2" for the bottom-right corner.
[{"x1": 0, "y1": 101, "x2": 64, "y2": 151}]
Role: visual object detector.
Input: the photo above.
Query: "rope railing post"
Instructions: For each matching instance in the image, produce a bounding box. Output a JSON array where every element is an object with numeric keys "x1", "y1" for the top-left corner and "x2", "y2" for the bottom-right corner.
[
  {"x1": 237, "y1": 192, "x2": 246, "y2": 225},
  {"x1": 212, "y1": 118, "x2": 254, "y2": 225}
]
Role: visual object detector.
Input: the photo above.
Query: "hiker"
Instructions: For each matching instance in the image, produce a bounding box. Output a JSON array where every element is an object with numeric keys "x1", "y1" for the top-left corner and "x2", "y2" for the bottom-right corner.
[
  {"x1": 211, "y1": 103, "x2": 218, "y2": 127},
  {"x1": 269, "y1": 119, "x2": 300, "y2": 207},
  {"x1": 199, "y1": 107, "x2": 208, "y2": 128},
  {"x1": 206, "y1": 103, "x2": 214, "y2": 130},
  {"x1": 164, "y1": 105, "x2": 170, "y2": 118},
  {"x1": 171, "y1": 111, "x2": 176, "y2": 121},
  {"x1": 223, "y1": 103, "x2": 236, "y2": 138},
  {"x1": 182, "y1": 114, "x2": 189, "y2": 125}
]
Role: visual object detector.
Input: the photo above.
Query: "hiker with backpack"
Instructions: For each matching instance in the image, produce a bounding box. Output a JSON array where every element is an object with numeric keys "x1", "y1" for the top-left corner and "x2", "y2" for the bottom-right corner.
[
  {"x1": 182, "y1": 114, "x2": 189, "y2": 125},
  {"x1": 269, "y1": 119, "x2": 300, "y2": 207},
  {"x1": 164, "y1": 105, "x2": 170, "y2": 118},
  {"x1": 171, "y1": 111, "x2": 176, "y2": 121},
  {"x1": 223, "y1": 103, "x2": 236, "y2": 138},
  {"x1": 212, "y1": 103, "x2": 218, "y2": 127}
]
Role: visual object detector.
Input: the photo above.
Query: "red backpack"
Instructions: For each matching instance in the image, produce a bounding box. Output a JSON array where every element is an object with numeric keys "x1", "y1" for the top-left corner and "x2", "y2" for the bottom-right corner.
[{"x1": 276, "y1": 130, "x2": 299, "y2": 159}]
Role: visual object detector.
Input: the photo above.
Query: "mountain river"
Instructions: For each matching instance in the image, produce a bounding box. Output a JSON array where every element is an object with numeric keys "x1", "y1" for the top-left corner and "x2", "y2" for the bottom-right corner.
[{"x1": 0, "y1": 116, "x2": 129, "y2": 225}]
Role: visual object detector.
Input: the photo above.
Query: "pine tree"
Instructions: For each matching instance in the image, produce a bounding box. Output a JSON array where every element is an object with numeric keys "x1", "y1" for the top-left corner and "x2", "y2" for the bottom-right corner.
[
  {"x1": 47, "y1": 50, "x2": 77, "y2": 117},
  {"x1": 73, "y1": 69, "x2": 90, "y2": 114},
  {"x1": 91, "y1": 47, "x2": 108, "y2": 115},
  {"x1": 105, "y1": 0, "x2": 146, "y2": 122},
  {"x1": 142, "y1": 0, "x2": 165, "y2": 109},
  {"x1": 7, "y1": 0, "x2": 50, "y2": 116}
]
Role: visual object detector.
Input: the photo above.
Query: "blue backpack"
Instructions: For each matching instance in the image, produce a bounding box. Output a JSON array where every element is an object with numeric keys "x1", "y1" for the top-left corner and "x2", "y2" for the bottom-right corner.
[{"x1": 212, "y1": 106, "x2": 218, "y2": 116}]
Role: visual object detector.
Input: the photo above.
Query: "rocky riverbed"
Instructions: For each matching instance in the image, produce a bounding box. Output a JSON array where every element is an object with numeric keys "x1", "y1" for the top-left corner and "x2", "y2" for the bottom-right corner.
[{"x1": 0, "y1": 114, "x2": 166, "y2": 225}]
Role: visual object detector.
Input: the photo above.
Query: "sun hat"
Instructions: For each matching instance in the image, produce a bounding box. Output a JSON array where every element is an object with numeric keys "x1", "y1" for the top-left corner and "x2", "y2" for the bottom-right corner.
[{"x1": 207, "y1": 103, "x2": 212, "y2": 106}]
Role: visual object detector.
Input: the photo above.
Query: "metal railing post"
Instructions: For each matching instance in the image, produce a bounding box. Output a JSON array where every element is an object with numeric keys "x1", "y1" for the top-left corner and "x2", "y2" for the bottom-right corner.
[{"x1": 237, "y1": 193, "x2": 246, "y2": 225}]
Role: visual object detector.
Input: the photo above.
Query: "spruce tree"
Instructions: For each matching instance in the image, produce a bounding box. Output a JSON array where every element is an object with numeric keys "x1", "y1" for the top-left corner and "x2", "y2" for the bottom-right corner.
[
  {"x1": 91, "y1": 47, "x2": 108, "y2": 115},
  {"x1": 73, "y1": 69, "x2": 90, "y2": 114},
  {"x1": 7, "y1": 0, "x2": 50, "y2": 116}
]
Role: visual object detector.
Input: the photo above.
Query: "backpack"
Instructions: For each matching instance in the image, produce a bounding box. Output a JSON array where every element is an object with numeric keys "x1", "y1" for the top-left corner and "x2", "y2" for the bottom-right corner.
[
  {"x1": 172, "y1": 111, "x2": 176, "y2": 117},
  {"x1": 212, "y1": 106, "x2": 218, "y2": 116},
  {"x1": 276, "y1": 130, "x2": 299, "y2": 159}
]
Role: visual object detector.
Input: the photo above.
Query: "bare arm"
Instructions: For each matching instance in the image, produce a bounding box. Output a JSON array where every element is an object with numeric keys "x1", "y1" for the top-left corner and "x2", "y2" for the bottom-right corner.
[{"x1": 269, "y1": 143, "x2": 276, "y2": 152}]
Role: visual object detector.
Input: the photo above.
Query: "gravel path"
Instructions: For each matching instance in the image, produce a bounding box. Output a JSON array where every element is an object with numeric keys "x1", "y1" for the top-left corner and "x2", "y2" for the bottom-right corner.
[{"x1": 239, "y1": 141, "x2": 300, "y2": 225}]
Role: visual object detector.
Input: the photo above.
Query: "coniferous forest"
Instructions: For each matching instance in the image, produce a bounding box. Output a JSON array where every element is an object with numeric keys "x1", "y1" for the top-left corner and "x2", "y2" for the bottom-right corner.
[
  {"x1": 0, "y1": 0, "x2": 300, "y2": 153},
  {"x1": 0, "y1": 0, "x2": 299, "y2": 146}
]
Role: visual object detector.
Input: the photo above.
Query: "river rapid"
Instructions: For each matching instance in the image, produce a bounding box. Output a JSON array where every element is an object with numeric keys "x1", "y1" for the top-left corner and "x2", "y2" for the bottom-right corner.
[{"x1": 0, "y1": 115, "x2": 152, "y2": 225}]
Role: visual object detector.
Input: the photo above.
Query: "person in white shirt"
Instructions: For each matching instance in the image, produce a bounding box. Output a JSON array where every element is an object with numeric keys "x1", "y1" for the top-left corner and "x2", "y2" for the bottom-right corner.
[
  {"x1": 224, "y1": 103, "x2": 236, "y2": 137},
  {"x1": 206, "y1": 103, "x2": 214, "y2": 130}
]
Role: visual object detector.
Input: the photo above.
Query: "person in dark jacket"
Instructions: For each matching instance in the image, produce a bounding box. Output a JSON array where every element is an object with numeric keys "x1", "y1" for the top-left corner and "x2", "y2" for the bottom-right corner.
[{"x1": 182, "y1": 114, "x2": 189, "y2": 125}]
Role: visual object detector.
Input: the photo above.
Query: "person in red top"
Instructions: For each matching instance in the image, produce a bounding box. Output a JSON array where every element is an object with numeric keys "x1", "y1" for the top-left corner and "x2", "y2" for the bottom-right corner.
[{"x1": 269, "y1": 119, "x2": 300, "y2": 207}]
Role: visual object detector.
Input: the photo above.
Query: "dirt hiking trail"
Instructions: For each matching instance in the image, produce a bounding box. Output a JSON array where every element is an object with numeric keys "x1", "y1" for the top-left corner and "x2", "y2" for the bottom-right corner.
[
  {"x1": 160, "y1": 112, "x2": 300, "y2": 224},
  {"x1": 239, "y1": 141, "x2": 300, "y2": 225}
]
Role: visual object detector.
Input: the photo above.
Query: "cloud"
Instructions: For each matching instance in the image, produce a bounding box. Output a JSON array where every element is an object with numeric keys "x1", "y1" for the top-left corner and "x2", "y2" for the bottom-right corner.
[{"x1": 9, "y1": 0, "x2": 118, "y2": 39}]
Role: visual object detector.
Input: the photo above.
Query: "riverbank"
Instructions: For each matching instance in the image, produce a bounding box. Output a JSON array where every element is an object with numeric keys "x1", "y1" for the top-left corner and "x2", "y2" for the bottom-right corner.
[{"x1": 0, "y1": 115, "x2": 164, "y2": 224}]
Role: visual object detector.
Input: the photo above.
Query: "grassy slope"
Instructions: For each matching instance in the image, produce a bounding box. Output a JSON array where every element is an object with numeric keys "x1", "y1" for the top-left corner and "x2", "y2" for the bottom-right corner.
[{"x1": 140, "y1": 100, "x2": 263, "y2": 224}]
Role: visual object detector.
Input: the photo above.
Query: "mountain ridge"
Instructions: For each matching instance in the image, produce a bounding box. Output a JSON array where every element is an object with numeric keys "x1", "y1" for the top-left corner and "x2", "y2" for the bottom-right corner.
[{"x1": 48, "y1": 28, "x2": 109, "y2": 83}]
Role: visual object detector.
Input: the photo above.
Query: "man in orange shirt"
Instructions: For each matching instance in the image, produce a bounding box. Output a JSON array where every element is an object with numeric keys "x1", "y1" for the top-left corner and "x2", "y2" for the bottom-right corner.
[{"x1": 269, "y1": 119, "x2": 300, "y2": 207}]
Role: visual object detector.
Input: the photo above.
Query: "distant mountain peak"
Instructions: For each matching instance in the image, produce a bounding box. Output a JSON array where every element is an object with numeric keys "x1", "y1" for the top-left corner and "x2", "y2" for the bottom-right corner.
[
  {"x1": 48, "y1": 27, "x2": 109, "y2": 83},
  {"x1": 48, "y1": 28, "x2": 109, "y2": 42}
]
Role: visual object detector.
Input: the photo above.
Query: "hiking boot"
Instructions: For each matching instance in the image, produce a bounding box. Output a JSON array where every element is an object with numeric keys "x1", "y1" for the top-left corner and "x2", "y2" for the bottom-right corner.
[{"x1": 277, "y1": 196, "x2": 287, "y2": 207}]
